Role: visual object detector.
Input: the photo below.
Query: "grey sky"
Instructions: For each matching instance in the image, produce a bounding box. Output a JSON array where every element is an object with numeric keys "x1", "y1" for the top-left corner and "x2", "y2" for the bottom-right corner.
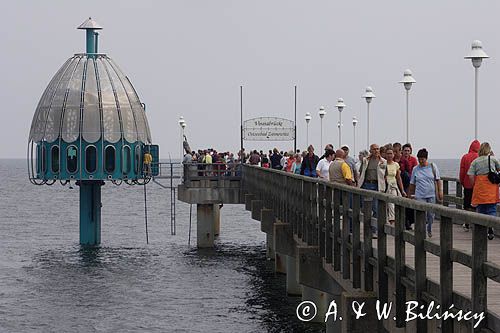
[{"x1": 2, "y1": 1, "x2": 499, "y2": 159}]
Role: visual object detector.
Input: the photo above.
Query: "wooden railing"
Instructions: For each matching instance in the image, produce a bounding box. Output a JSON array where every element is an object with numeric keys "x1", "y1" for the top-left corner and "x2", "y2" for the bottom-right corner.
[{"x1": 242, "y1": 165, "x2": 500, "y2": 332}]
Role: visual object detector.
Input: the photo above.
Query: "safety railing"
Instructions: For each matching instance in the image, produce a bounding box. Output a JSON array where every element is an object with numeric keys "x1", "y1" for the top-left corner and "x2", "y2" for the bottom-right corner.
[
  {"x1": 242, "y1": 165, "x2": 500, "y2": 332},
  {"x1": 182, "y1": 162, "x2": 242, "y2": 183}
]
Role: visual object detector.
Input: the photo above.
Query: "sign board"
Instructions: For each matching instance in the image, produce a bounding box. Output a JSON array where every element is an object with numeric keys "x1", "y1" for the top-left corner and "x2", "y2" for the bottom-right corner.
[{"x1": 243, "y1": 117, "x2": 295, "y2": 141}]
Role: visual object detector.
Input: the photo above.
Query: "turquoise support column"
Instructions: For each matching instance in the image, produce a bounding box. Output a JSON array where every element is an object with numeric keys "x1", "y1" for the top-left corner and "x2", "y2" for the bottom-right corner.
[
  {"x1": 79, "y1": 180, "x2": 103, "y2": 245},
  {"x1": 86, "y1": 29, "x2": 96, "y2": 54}
]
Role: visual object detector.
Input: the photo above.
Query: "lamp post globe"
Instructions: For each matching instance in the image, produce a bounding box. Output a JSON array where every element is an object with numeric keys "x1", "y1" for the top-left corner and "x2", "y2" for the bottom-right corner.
[
  {"x1": 362, "y1": 87, "x2": 376, "y2": 148},
  {"x1": 178, "y1": 116, "x2": 186, "y2": 161},
  {"x1": 335, "y1": 98, "x2": 346, "y2": 147},
  {"x1": 399, "y1": 69, "x2": 416, "y2": 143},
  {"x1": 352, "y1": 116, "x2": 358, "y2": 155},
  {"x1": 305, "y1": 112, "x2": 312, "y2": 147},
  {"x1": 465, "y1": 40, "x2": 489, "y2": 140},
  {"x1": 318, "y1": 106, "x2": 326, "y2": 149}
]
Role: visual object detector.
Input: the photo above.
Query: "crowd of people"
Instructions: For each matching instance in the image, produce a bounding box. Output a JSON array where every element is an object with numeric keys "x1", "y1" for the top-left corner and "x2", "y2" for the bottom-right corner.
[{"x1": 183, "y1": 140, "x2": 500, "y2": 240}]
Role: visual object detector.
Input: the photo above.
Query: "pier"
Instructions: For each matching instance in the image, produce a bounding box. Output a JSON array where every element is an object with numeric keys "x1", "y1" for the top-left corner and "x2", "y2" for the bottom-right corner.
[{"x1": 177, "y1": 163, "x2": 500, "y2": 332}]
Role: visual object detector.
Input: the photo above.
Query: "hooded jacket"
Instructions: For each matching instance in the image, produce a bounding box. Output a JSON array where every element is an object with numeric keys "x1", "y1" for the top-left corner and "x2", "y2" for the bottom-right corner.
[{"x1": 459, "y1": 140, "x2": 480, "y2": 189}]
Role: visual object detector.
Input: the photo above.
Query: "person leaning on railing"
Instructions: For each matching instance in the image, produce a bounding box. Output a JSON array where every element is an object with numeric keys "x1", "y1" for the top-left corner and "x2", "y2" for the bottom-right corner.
[{"x1": 467, "y1": 142, "x2": 500, "y2": 240}]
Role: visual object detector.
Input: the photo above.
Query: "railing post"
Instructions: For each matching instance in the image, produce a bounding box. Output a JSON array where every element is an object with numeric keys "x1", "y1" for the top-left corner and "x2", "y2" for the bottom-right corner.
[
  {"x1": 311, "y1": 182, "x2": 319, "y2": 246},
  {"x1": 352, "y1": 193, "x2": 361, "y2": 289},
  {"x1": 439, "y1": 216, "x2": 453, "y2": 333},
  {"x1": 414, "y1": 210, "x2": 427, "y2": 333},
  {"x1": 456, "y1": 181, "x2": 463, "y2": 210},
  {"x1": 472, "y1": 220, "x2": 487, "y2": 330},
  {"x1": 376, "y1": 199, "x2": 388, "y2": 302},
  {"x1": 341, "y1": 190, "x2": 350, "y2": 280},
  {"x1": 318, "y1": 183, "x2": 326, "y2": 259},
  {"x1": 325, "y1": 185, "x2": 333, "y2": 263},
  {"x1": 394, "y1": 204, "x2": 406, "y2": 328},
  {"x1": 363, "y1": 197, "x2": 374, "y2": 292},
  {"x1": 443, "y1": 180, "x2": 449, "y2": 207},
  {"x1": 333, "y1": 188, "x2": 341, "y2": 271}
]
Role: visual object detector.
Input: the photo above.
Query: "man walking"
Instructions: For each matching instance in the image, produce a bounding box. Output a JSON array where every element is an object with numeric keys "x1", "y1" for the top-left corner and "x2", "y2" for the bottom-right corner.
[{"x1": 459, "y1": 140, "x2": 480, "y2": 231}]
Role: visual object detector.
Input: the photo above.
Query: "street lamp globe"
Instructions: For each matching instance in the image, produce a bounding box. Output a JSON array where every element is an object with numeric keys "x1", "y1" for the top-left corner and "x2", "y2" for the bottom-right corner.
[
  {"x1": 352, "y1": 116, "x2": 358, "y2": 127},
  {"x1": 178, "y1": 116, "x2": 185, "y2": 127},
  {"x1": 362, "y1": 87, "x2": 376, "y2": 103},
  {"x1": 465, "y1": 40, "x2": 489, "y2": 68},
  {"x1": 318, "y1": 106, "x2": 326, "y2": 119},
  {"x1": 399, "y1": 69, "x2": 416, "y2": 91},
  {"x1": 305, "y1": 112, "x2": 312, "y2": 123},
  {"x1": 335, "y1": 98, "x2": 346, "y2": 112}
]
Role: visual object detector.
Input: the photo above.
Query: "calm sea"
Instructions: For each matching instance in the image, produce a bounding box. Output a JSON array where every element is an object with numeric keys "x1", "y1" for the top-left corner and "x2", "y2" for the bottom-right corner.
[{"x1": 0, "y1": 159, "x2": 459, "y2": 332}]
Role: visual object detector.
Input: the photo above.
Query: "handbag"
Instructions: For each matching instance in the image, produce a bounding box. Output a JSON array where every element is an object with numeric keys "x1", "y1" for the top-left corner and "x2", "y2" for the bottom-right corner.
[{"x1": 487, "y1": 155, "x2": 500, "y2": 184}]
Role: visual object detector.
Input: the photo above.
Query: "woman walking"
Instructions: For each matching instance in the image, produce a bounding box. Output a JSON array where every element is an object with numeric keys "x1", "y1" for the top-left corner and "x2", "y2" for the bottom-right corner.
[
  {"x1": 291, "y1": 154, "x2": 302, "y2": 174},
  {"x1": 408, "y1": 148, "x2": 443, "y2": 238},
  {"x1": 385, "y1": 148, "x2": 406, "y2": 224},
  {"x1": 467, "y1": 142, "x2": 500, "y2": 240}
]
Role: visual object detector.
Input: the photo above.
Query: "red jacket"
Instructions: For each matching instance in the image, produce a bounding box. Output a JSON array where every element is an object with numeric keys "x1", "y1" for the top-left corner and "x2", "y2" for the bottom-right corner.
[{"x1": 460, "y1": 140, "x2": 480, "y2": 189}]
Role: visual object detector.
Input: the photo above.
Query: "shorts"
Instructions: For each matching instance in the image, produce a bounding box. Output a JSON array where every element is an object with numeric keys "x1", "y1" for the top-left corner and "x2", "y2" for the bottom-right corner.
[{"x1": 463, "y1": 188, "x2": 473, "y2": 210}]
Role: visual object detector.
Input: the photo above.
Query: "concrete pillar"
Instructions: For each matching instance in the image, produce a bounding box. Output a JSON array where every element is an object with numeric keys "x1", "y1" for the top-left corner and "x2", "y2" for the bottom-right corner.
[
  {"x1": 214, "y1": 204, "x2": 221, "y2": 237},
  {"x1": 266, "y1": 233, "x2": 275, "y2": 260},
  {"x1": 197, "y1": 204, "x2": 217, "y2": 248},
  {"x1": 302, "y1": 285, "x2": 329, "y2": 323},
  {"x1": 245, "y1": 194, "x2": 255, "y2": 211},
  {"x1": 286, "y1": 255, "x2": 301, "y2": 295},
  {"x1": 251, "y1": 200, "x2": 263, "y2": 221},
  {"x1": 275, "y1": 252, "x2": 286, "y2": 274},
  {"x1": 325, "y1": 294, "x2": 342, "y2": 333},
  {"x1": 341, "y1": 291, "x2": 378, "y2": 332}
]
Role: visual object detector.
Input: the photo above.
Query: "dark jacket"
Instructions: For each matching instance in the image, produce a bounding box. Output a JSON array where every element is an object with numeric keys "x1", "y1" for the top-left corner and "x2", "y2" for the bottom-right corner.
[
  {"x1": 460, "y1": 140, "x2": 480, "y2": 189},
  {"x1": 270, "y1": 153, "x2": 282, "y2": 169},
  {"x1": 300, "y1": 154, "x2": 320, "y2": 176}
]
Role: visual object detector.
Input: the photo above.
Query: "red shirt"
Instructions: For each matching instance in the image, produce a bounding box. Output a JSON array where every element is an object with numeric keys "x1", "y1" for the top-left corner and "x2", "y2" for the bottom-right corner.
[{"x1": 400, "y1": 156, "x2": 418, "y2": 176}]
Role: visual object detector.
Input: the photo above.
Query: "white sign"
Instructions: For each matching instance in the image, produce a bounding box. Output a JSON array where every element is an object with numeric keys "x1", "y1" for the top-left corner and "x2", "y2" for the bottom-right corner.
[{"x1": 243, "y1": 117, "x2": 295, "y2": 141}]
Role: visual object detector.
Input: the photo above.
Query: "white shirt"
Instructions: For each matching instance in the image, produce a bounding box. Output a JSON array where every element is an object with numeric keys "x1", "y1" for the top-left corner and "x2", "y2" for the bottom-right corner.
[{"x1": 316, "y1": 158, "x2": 332, "y2": 180}]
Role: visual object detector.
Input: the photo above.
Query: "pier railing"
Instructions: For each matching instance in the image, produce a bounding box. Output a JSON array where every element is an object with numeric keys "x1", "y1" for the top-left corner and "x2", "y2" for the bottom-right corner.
[{"x1": 242, "y1": 165, "x2": 500, "y2": 332}]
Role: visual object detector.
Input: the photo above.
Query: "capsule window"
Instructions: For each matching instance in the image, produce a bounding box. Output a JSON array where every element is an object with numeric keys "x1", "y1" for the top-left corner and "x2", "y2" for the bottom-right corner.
[
  {"x1": 104, "y1": 146, "x2": 116, "y2": 173},
  {"x1": 40, "y1": 145, "x2": 47, "y2": 174},
  {"x1": 135, "y1": 146, "x2": 142, "y2": 174},
  {"x1": 85, "y1": 145, "x2": 97, "y2": 174},
  {"x1": 122, "y1": 146, "x2": 131, "y2": 174},
  {"x1": 67, "y1": 145, "x2": 78, "y2": 173},
  {"x1": 51, "y1": 146, "x2": 60, "y2": 173}
]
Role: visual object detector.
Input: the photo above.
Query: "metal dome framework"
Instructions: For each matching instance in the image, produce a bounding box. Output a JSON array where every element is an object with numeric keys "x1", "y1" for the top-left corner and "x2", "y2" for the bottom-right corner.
[{"x1": 28, "y1": 53, "x2": 152, "y2": 185}]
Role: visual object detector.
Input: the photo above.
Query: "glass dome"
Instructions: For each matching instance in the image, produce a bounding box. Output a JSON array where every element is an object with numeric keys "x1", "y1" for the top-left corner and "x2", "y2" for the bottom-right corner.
[{"x1": 29, "y1": 53, "x2": 151, "y2": 145}]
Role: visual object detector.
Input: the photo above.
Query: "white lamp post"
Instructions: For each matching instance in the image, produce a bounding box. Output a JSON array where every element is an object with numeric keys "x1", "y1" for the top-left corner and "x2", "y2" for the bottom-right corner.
[
  {"x1": 399, "y1": 69, "x2": 416, "y2": 143},
  {"x1": 178, "y1": 116, "x2": 186, "y2": 161},
  {"x1": 318, "y1": 106, "x2": 326, "y2": 149},
  {"x1": 305, "y1": 112, "x2": 312, "y2": 147},
  {"x1": 352, "y1": 116, "x2": 358, "y2": 155},
  {"x1": 335, "y1": 98, "x2": 346, "y2": 147},
  {"x1": 465, "y1": 40, "x2": 489, "y2": 140},
  {"x1": 362, "y1": 87, "x2": 376, "y2": 148}
]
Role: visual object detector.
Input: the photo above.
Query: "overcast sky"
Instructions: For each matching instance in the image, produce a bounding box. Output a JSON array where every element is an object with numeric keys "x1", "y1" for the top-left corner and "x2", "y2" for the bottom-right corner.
[{"x1": 2, "y1": 1, "x2": 500, "y2": 159}]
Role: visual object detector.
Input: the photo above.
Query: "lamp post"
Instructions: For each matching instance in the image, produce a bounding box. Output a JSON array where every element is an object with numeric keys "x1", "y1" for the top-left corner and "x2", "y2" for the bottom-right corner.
[
  {"x1": 335, "y1": 98, "x2": 346, "y2": 147},
  {"x1": 465, "y1": 40, "x2": 489, "y2": 140},
  {"x1": 399, "y1": 69, "x2": 416, "y2": 143},
  {"x1": 362, "y1": 87, "x2": 376, "y2": 148},
  {"x1": 305, "y1": 112, "x2": 312, "y2": 147},
  {"x1": 178, "y1": 116, "x2": 186, "y2": 162},
  {"x1": 352, "y1": 116, "x2": 358, "y2": 155},
  {"x1": 318, "y1": 106, "x2": 326, "y2": 149}
]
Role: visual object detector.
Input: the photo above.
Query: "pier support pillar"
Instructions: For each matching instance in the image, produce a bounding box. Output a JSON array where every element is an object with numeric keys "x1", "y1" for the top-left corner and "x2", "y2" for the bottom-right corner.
[
  {"x1": 341, "y1": 291, "x2": 378, "y2": 332},
  {"x1": 286, "y1": 255, "x2": 301, "y2": 295},
  {"x1": 261, "y1": 209, "x2": 275, "y2": 260},
  {"x1": 275, "y1": 252, "x2": 286, "y2": 274},
  {"x1": 302, "y1": 285, "x2": 329, "y2": 323},
  {"x1": 197, "y1": 204, "x2": 219, "y2": 248},
  {"x1": 214, "y1": 204, "x2": 221, "y2": 237},
  {"x1": 325, "y1": 293, "x2": 342, "y2": 333},
  {"x1": 79, "y1": 180, "x2": 103, "y2": 246},
  {"x1": 251, "y1": 200, "x2": 263, "y2": 221},
  {"x1": 245, "y1": 194, "x2": 255, "y2": 211}
]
